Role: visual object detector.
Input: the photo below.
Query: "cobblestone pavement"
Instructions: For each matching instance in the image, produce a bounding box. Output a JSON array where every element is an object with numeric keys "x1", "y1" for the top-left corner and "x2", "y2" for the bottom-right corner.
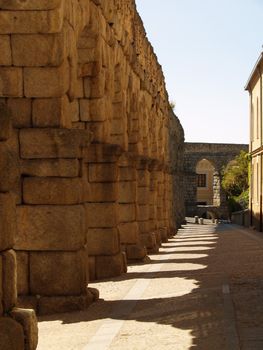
[{"x1": 37, "y1": 221, "x2": 263, "y2": 349}]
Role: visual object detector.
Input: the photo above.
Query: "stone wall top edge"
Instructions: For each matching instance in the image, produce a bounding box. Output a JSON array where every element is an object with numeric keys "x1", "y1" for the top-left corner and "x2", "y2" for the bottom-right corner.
[{"x1": 184, "y1": 143, "x2": 249, "y2": 152}]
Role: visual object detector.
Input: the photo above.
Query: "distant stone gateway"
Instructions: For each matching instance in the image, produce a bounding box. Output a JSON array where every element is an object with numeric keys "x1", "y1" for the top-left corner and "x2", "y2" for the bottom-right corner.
[{"x1": 184, "y1": 142, "x2": 248, "y2": 219}]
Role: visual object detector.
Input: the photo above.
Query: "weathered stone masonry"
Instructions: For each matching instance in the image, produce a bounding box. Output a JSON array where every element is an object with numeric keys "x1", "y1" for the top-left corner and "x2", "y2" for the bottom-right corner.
[
  {"x1": 0, "y1": 0, "x2": 184, "y2": 346},
  {"x1": 0, "y1": 105, "x2": 38, "y2": 350}
]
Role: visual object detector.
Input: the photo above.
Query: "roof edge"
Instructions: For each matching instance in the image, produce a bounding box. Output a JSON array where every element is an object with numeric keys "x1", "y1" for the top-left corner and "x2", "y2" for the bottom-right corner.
[{"x1": 245, "y1": 52, "x2": 263, "y2": 91}]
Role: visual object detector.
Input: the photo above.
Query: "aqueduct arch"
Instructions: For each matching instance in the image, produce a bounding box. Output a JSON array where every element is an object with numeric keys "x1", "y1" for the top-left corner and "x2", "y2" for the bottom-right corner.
[
  {"x1": 0, "y1": 1, "x2": 184, "y2": 348},
  {"x1": 184, "y1": 143, "x2": 249, "y2": 219}
]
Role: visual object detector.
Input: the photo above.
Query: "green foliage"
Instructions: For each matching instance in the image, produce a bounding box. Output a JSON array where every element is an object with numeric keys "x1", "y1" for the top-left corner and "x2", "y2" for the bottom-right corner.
[
  {"x1": 227, "y1": 190, "x2": 249, "y2": 213},
  {"x1": 227, "y1": 196, "x2": 242, "y2": 213},
  {"x1": 222, "y1": 150, "x2": 250, "y2": 211}
]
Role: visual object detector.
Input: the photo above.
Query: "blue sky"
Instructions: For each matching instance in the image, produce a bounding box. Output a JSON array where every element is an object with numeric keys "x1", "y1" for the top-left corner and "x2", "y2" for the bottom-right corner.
[{"x1": 135, "y1": 0, "x2": 263, "y2": 144}]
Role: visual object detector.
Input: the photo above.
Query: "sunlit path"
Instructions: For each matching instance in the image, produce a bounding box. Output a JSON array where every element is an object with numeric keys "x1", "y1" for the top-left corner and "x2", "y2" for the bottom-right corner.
[{"x1": 36, "y1": 222, "x2": 263, "y2": 349}]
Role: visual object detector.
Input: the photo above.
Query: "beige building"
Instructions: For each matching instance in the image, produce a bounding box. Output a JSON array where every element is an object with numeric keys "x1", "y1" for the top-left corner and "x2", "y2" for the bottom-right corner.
[
  {"x1": 245, "y1": 52, "x2": 263, "y2": 231},
  {"x1": 196, "y1": 159, "x2": 214, "y2": 205}
]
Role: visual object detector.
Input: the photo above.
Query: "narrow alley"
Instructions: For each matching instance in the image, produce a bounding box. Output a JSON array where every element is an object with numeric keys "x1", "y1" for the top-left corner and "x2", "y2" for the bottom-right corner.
[{"x1": 37, "y1": 220, "x2": 263, "y2": 350}]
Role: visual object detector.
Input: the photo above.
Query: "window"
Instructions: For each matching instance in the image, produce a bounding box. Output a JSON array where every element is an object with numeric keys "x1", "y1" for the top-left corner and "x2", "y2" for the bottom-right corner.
[{"x1": 197, "y1": 174, "x2": 206, "y2": 187}]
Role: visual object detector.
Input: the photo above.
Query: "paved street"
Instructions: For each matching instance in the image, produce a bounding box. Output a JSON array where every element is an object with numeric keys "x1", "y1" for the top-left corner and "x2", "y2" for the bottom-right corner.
[{"x1": 37, "y1": 221, "x2": 263, "y2": 349}]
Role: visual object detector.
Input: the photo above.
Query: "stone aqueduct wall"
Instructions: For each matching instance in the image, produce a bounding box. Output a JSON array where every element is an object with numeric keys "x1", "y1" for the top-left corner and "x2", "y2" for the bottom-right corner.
[{"x1": 0, "y1": 0, "x2": 184, "y2": 347}]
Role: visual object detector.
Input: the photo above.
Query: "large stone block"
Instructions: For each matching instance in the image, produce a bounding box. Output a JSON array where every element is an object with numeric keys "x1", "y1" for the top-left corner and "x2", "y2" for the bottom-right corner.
[
  {"x1": 32, "y1": 97, "x2": 71, "y2": 128},
  {"x1": 118, "y1": 181, "x2": 136, "y2": 203},
  {"x1": 19, "y1": 128, "x2": 91, "y2": 159},
  {"x1": 118, "y1": 222, "x2": 139, "y2": 244},
  {"x1": 0, "y1": 317, "x2": 24, "y2": 350},
  {"x1": 88, "y1": 182, "x2": 118, "y2": 202},
  {"x1": 21, "y1": 159, "x2": 79, "y2": 178},
  {"x1": 2, "y1": 250, "x2": 17, "y2": 312},
  {"x1": 7, "y1": 98, "x2": 31, "y2": 128},
  {"x1": 0, "y1": 6, "x2": 63, "y2": 34},
  {"x1": 23, "y1": 177, "x2": 83, "y2": 205},
  {"x1": 0, "y1": 35, "x2": 11, "y2": 65},
  {"x1": 118, "y1": 203, "x2": 136, "y2": 222},
  {"x1": 24, "y1": 62, "x2": 69, "y2": 97},
  {"x1": 88, "y1": 163, "x2": 118, "y2": 182},
  {"x1": 30, "y1": 250, "x2": 87, "y2": 296},
  {"x1": 95, "y1": 252, "x2": 124, "y2": 279},
  {"x1": 15, "y1": 205, "x2": 85, "y2": 251},
  {"x1": 0, "y1": 193, "x2": 16, "y2": 251},
  {"x1": 16, "y1": 252, "x2": 29, "y2": 295},
  {"x1": 0, "y1": 67, "x2": 23, "y2": 97},
  {"x1": 87, "y1": 228, "x2": 119, "y2": 256},
  {"x1": 10, "y1": 308, "x2": 38, "y2": 350},
  {"x1": 12, "y1": 33, "x2": 65, "y2": 66},
  {"x1": 85, "y1": 203, "x2": 117, "y2": 228}
]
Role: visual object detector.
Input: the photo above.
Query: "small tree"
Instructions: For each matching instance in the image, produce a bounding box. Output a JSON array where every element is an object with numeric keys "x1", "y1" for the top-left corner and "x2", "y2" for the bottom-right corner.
[{"x1": 222, "y1": 150, "x2": 250, "y2": 212}]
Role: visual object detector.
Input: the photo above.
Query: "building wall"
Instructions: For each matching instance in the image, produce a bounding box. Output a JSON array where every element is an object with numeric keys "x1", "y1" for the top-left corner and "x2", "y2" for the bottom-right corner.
[
  {"x1": 246, "y1": 56, "x2": 263, "y2": 231},
  {"x1": 196, "y1": 159, "x2": 214, "y2": 205},
  {"x1": 0, "y1": 0, "x2": 185, "y2": 335}
]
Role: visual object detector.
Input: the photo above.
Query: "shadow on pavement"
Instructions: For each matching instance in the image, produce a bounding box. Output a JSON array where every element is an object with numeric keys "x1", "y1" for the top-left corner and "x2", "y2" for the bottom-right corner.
[{"x1": 38, "y1": 222, "x2": 263, "y2": 349}]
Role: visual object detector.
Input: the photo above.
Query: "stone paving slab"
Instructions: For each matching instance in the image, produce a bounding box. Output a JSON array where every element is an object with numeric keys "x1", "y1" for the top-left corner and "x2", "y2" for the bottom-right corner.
[{"x1": 37, "y1": 222, "x2": 263, "y2": 349}]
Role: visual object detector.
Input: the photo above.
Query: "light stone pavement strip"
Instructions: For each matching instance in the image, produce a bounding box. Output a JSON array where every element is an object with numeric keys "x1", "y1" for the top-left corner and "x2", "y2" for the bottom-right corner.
[
  {"x1": 83, "y1": 254, "x2": 173, "y2": 350},
  {"x1": 37, "y1": 222, "x2": 263, "y2": 350}
]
